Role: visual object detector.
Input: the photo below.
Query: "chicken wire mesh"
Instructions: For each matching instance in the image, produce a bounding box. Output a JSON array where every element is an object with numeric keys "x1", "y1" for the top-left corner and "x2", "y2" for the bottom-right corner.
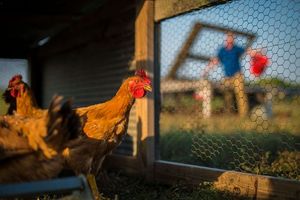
[{"x1": 158, "y1": 0, "x2": 300, "y2": 180}]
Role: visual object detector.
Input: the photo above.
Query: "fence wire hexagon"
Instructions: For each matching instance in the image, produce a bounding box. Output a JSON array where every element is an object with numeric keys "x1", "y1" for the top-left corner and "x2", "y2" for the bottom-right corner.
[{"x1": 158, "y1": 0, "x2": 300, "y2": 180}]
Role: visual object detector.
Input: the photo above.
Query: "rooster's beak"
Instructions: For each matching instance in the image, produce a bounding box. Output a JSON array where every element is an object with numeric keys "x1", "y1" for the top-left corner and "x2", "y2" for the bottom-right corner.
[
  {"x1": 7, "y1": 87, "x2": 12, "y2": 91},
  {"x1": 144, "y1": 84, "x2": 152, "y2": 92}
]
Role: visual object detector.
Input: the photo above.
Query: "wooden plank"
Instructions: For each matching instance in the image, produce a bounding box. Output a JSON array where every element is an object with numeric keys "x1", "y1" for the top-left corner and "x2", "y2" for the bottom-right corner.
[
  {"x1": 155, "y1": 160, "x2": 300, "y2": 200},
  {"x1": 154, "y1": 0, "x2": 227, "y2": 21},
  {"x1": 199, "y1": 22, "x2": 256, "y2": 50},
  {"x1": 200, "y1": 22, "x2": 256, "y2": 38},
  {"x1": 188, "y1": 53, "x2": 211, "y2": 62},
  {"x1": 161, "y1": 79, "x2": 207, "y2": 93},
  {"x1": 256, "y1": 175, "x2": 300, "y2": 200},
  {"x1": 154, "y1": 160, "x2": 225, "y2": 184},
  {"x1": 135, "y1": 0, "x2": 155, "y2": 179}
]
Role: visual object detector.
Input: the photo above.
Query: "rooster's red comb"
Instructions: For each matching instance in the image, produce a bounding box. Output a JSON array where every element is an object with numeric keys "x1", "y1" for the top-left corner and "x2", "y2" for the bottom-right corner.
[
  {"x1": 9, "y1": 74, "x2": 23, "y2": 86},
  {"x1": 135, "y1": 69, "x2": 151, "y2": 83},
  {"x1": 9, "y1": 74, "x2": 22, "y2": 82},
  {"x1": 135, "y1": 69, "x2": 148, "y2": 78}
]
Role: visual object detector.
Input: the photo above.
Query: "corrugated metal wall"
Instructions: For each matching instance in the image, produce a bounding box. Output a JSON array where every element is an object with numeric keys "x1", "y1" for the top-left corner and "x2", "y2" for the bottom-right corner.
[{"x1": 38, "y1": 3, "x2": 137, "y2": 156}]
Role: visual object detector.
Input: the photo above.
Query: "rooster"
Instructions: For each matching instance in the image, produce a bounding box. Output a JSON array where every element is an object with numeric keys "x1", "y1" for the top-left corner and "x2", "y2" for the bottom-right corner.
[
  {"x1": 0, "y1": 96, "x2": 81, "y2": 183},
  {"x1": 3, "y1": 69, "x2": 152, "y2": 175},
  {"x1": 3, "y1": 74, "x2": 43, "y2": 117},
  {"x1": 64, "y1": 69, "x2": 152, "y2": 175}
]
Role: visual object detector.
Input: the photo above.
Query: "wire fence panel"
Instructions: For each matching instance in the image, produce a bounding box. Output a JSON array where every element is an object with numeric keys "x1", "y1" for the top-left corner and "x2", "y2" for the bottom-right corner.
[{"x1": 158, "y1": 0, "x2": 300, "y2": 180}]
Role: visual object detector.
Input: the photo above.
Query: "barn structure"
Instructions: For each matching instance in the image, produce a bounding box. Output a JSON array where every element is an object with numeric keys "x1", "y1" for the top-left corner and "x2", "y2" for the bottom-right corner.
[{"x1": 1, "y1": 0, "x2": 300, "y2": 199}]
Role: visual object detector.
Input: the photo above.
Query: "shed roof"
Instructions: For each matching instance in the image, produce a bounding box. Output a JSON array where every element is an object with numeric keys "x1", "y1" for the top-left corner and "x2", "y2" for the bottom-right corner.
[{"x1": 0, "y1": 0, "x2": 108, "y2": 57}]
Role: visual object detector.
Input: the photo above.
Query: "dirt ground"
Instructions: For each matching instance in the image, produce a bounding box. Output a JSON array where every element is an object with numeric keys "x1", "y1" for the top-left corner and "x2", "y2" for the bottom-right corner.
[{"x1": 97, "y1": 171, "x2": 249, "y2": 200}]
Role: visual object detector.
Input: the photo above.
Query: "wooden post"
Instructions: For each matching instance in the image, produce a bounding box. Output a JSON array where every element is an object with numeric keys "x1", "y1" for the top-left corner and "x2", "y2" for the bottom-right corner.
[
  {"x1": 135, "y1": 0, "x2": 155, "y2": 179},
  {"x1": 199, "y1": 80, "x2": 212, "y2": 118},
  {"x1": 166, "y1": 23, "x2": 202, "y2": 79}
]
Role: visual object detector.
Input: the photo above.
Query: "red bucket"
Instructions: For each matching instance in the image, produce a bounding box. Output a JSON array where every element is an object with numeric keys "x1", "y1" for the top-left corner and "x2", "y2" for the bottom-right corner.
[{"x1": 250, "y1": 54, "x2": 269, "y2": 76}]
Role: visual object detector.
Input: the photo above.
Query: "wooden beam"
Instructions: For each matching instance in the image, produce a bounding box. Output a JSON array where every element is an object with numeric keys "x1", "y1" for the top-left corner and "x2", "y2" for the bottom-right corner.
[
  {"x1": 135, "y1": 0, "x2": 155, "y2": 179},
  {"x1": 200, "y1": 22, "x2": 256, "y2": 37},
  {"x1": 154, "y1": 160, "x2": 225, "y2": 184},
  {"x1": 188, "y1": 53, "x2": 210, "y2": 62},
  {"x1": 166, "y1": 23, "x2": 202, "y2": 79},
  {"x1": 155, "y1": 160, "x2": 300, "y2": 200},
  {"x1": 199, "y1": 22, "x2": 256, "y2": 49},
  {"x1": 155, "y1": 0, "x2": 227, "y2": 21}
]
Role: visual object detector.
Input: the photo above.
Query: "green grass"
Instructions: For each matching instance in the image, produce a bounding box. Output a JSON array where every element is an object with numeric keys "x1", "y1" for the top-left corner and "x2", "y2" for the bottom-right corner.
[
  {"x1": 159, "y1": 96, "x2": 300, "y2": 180},
  {"x1": 248, "y1": 77, "x2": 300, "y2": 89},
  {"x1": 159, "y1": 129, "x2": 300, "y2": 180},
  {"x1": 161, "y1": 96, "x2": 300, "y2": 135}
]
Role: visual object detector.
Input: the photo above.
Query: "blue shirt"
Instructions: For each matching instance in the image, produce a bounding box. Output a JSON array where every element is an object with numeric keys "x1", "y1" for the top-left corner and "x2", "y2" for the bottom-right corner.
[{"x1": 217, "y1": 45, "x2": 245, "y2": 77}]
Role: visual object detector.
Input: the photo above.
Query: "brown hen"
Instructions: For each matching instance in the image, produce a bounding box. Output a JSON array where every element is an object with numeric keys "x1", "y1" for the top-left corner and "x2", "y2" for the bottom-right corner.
[
  {"x1": 64, "y1": 69, "x2": 152, "y2": 175},
  {"x1": 0, "y1": 96, "x2": 81, "y2": 183},
  {"x1": 3, "y1": 74, "x2": 44, "y2": 117}
]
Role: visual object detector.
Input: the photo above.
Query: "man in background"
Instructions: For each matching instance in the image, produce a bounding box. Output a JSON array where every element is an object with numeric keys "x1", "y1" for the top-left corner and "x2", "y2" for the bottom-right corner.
[{"x1": 202, "y1": 32, "x2": 258, "y2": 117}]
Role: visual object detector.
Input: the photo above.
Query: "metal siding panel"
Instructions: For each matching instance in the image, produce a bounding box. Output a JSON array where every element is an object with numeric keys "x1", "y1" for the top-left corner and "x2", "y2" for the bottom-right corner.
[
  {"x1": 114, "y1": 104, "x2": 137, "y2": 156},
  {"x1": 41, "y1": 11, "x2": 136, "y2": 156}
]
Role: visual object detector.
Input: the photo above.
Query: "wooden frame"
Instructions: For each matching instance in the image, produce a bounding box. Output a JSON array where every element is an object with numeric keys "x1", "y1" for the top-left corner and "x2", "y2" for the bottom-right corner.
[
  {"x1": 135, "y1": 0, "x2": 156, "y2": 179},
  {"x1": 166, "y1": 22, "x2": 256, "y2": 79}
]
